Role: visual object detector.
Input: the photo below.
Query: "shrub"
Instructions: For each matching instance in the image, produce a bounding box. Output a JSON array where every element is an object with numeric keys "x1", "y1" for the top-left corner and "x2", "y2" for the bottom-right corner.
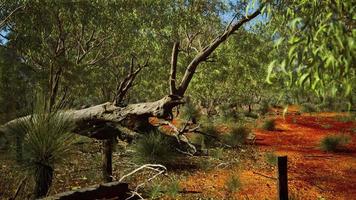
[
  {"x1": 226, "y1": 175, "x2": 241, "y2": 193},
  {"x1": 265, "y1": 151, "x2": 277, "y2": 166},
  {"x1": 165, "y1": 178, "x2": 180, "y2": 198},
  {"x1": 223, "y1": 125, "x2": 250, "y2": 147},
  {"x1": 210, "y1": 147, "x2": 224, "y2": 159},
  {"x1": 300, "y1": 103, "x2": 318, "y2": 113},
  {"x1": 244, "y1": 112, "x2": 259, "y2": 119},
  {"x1": 261, "y1": 119, "x2": 276, "y2": 131},
  {"x1": 133, "y1": 130, "x2": 178, "y2": 164},
  {"x1": 147, "y1": 183, "x2": 162, "y2": 199},
  {"x1": 319, "y1": 134, "x2": 351, "y2": 152},
  {"x1": 259, "y1": 101, "x2": 270, "y2": 115},
  {"x1": 180, "y1": 101, "x2": 200, "y2": 122},
  {"x1": 200, "y1": 120, "x2": 219, "y2": 147},
  {"x1": 5, "y1": 112, "x2": 75, "y2": 198}
]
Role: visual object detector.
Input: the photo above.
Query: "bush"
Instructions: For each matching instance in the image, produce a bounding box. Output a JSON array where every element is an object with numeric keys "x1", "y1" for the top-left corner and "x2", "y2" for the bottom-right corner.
[
  {"x1": 259, "y1": 101, "x2": 270, "y2": 115},
  {"x1": 223, "y1": 125, "x2": 250, "y2": 147},
  {"x1": 265, "y1": 151, "x2": 277, "y2": 166},
  {"x1": 301, "y1": 103, "x2": 318, "y2": 113},
  {"x1": 165, "y1": 178, "x2": 180, "y2": 198},
  {"x1": 147, "y1": 183, "x2": 162, "y2": 199},
  {"x1": 180, "y1": 101, "x2": 200, "y2": 122},
  {"x1": 133, "y1": 130, "x2": 178, "y2": 164},
  {"x1": 5, "y1": 112, "x2": 75, "y2": 198},
  {"x1": 261, "y1": 119, "x2": 276, "y2": 131},
  {"x1": 226, "y1": 175, "x2": 241, "y2": 193},
  {"x1": 319, "y1": 134, "x2": 351, "y2": 152},
  {"x1": 244, "y1": 112, "x2": 259, "y2": 119},
  {"x1": 200, "y1": 120, "x2": 219, "y2": 147}
]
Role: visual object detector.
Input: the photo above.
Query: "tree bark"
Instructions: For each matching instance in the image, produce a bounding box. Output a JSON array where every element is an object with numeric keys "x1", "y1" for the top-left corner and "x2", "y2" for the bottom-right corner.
[{"x1": 102, "y1": 138, "x2": 114, "y2": 182}]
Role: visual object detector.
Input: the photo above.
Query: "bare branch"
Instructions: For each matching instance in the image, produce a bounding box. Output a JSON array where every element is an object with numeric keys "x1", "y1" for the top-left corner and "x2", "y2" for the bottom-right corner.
[
  {"x1": 0, "y1": 5, "x2": 24, "y2": 29},
  {"x1": 176, "y1": 9, "x2": 261, "y2": 96},
  {"x1": 170, "y1": 42, "x2": 179, "y2": 95},
  {"x1": 114, "y1": 57, "x2": 148, "y2": 105}
]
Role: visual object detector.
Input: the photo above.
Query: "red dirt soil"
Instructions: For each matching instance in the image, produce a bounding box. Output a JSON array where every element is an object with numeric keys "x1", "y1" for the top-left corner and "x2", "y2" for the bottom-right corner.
[{"x1": 181, "y1": 109, "x2": 356, "y2": 200}]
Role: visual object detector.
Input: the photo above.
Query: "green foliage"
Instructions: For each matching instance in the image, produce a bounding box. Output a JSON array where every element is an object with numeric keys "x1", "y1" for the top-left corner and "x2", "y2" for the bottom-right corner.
[
  {"x1": 223, "y1": 124, "x2": 250, "y2": 147},
  {"x1": 259, "y1": 101, "x2": 270, "y2": 115},
  {"x1": 210, "y1": 147, "x2": 224, "y2": 160},
  {"x1": 319, "y1": 134, "x2": 351, "y2": 152},
  {"x1": 261, "y1": 119, "x2": 276, "y2": 131},
  {"x1": 200, "y1": 120, "x2": 220, "y2": 147},
  {"x1": 179, "y1": 101, "x2": 200, "y2": 122},
  {"x1": 244, "y1": 111, "x2": 259, "y2": 119},
  {"x1": 4, "y1": 111, "x2": 75, "y2": 197},
  {"x1": 264, "y1": 151, "x2": 277, "y2": 166},
  {"x1": 165, "y1": 178, "x2": 180, "y2": 198},
  {"x1": 300, "y1": 103, "x2": 318, "y2": 113},
  {"x1": 225, "y1": 175, "x2": 241, "y2": 193},
  {"x1": 265, "y1": 0, "x2": 355, "y2": 99},
  {"x1": 133, "y1": 130, "x2": 178, "y2": 164},
  {"x1": 147, "y1": 183, "x2": 162, "y2": 200}
]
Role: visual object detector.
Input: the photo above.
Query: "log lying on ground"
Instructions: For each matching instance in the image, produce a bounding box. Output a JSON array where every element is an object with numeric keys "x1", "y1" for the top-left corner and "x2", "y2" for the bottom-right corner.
[{"x1": 0, "y1": 95, "x2": 184, "y2": 140}]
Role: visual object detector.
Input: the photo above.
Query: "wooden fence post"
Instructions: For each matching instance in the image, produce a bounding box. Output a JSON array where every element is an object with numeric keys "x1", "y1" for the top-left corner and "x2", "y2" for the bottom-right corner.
[{"x1": 277, "y1": 156, "x2": 288, "y2": 200}]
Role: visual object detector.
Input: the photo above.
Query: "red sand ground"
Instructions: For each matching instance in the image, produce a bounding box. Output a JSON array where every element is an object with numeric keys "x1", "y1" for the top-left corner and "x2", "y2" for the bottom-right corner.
[{"x1": 181, "y1": 109, "x2": 356, "y2": 200}]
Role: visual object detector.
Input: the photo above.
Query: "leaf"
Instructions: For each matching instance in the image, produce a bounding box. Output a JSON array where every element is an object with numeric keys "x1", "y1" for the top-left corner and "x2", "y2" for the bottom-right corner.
[{"x1": 266, "y1": 60, "x2": 277, "y2": 84}]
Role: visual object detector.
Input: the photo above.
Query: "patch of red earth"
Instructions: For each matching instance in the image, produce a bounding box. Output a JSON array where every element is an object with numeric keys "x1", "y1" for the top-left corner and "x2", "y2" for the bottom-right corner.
[{"x1": 181, "y1": 112, "x2": 356, "y2": 199}]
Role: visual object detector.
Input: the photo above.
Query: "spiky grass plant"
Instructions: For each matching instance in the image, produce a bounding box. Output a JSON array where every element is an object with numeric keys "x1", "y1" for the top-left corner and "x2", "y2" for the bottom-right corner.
[
  {"x1": 223, "y1": 124, "x2": 250, "y2": 147},
  {"x1": 133, "y1": 130, "x2": 178, "y2": 164},
  {"x1": 226, "y1": 175, "x2": 242, "y2": 193},
  {"x1": 261, "y1": 119, "x2": 276, "y2": 131},
  {"x1": 265, "y1": 151, "x2": 278, "y2": 166},
  {"x1": 319, "y1": 134, "x2": 351, "y2": 152},
  {"x1": 5, "y1": 112, "x2": 75, "y2": 198},
  {"x1": 179, "y1": 101, "x2": 200, "y2": 123}
]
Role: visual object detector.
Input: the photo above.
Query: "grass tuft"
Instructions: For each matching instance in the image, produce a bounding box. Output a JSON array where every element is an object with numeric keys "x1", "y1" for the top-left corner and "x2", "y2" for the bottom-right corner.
[
  {"x1": 223, "y1": 124, "x2": 250, "y2": 147},
  {"x1": 261, "y1": 119, "x2": 276, "y2": 131},
  {"x1": 133, "y1": 130, "x2": 178, "y2": 164},
  {"x1": 319, "y1": 134, "x2": 351, "y2": 152}
]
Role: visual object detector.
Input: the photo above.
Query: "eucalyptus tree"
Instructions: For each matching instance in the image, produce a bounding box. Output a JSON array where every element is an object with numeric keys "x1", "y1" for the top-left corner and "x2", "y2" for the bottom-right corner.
[{"x1": 265, "y1": 0, "x2": 355, "y2": 105}]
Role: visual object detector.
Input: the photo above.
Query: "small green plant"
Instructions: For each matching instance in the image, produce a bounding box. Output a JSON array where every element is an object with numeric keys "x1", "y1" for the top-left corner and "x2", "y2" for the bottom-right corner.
[
  {"x1": 147, "y1": 183, "x2": 162, "y2": 199},
  {"x1": 336, "y1": 115, "x2": 355, "y2": 123},
  {"x1": 210, "y1": 147, "x2": 224, "y2": 159},
  {"x1": 5, "y1": 111, "x2": 75, "y2": 198},
  {"x1": 223, "y1": 124, "x2": 250, "y2": 147},
  {"x1": 200, "y1": 121, "x2": 219, "y2": 147},
  {"x1": 244, "y1": 111, "x2": 259, "y2": 119},
  {"x1": 261, "y1": 119, "x2": 276, "y2": 131},
  {"x1": 265, "y1": 151, "x2": 277, "y2": 166},
  {"x1": 198, "y1": 158, "x2": 212, "y2": 170},
  {"x1": 180, "y1": 101, "x2": 200, "y2": 123},
  {"x1": 133, "y1": 130, "x2": 178, "y2": 164},
  {"x1": 300, "y1": 103, "x2": 318, "y2": 113},
  {"x1": 259, "y1": 101, "x2": 270, "y2": 115},
  {"x1": 165, "y1": 178, "x2": 180, "y2": 198},
  {"x1": 319, "y1": 134, "x2": 351, "y2": 152},
  {"x1": 225, "y1": 175, "x2": 241, "y2": 193}
]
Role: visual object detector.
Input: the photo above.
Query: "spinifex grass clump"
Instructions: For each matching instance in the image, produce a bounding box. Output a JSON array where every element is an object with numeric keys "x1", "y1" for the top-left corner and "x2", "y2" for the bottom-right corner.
[
  {"x1": 264, "y1": 151, "x2": 277, "y2": 166},
  {"x1": 319, "y1": 134, "x2": 351, "y2": 152},
  {"x1": 200, "y1": 119, "x2": 220, "y2": 147},
  {"x1": 5, "y1": 111, "x2": 75, "y2": 198},
  {"x1": 133, "y1": 130, "x2": 178, "y2": 164},
  {"x1": 261, "y1": 119, "x2": 276, "y2": 131},
  {"x1": 225, "y1": 175, "x2": 242, "y2": 193},
  {"x1": 223, "y1": 124, "x2": 250, "y2": 147},
  {"x1": 300, "y1": 103, "x2": 318, "y2": 113},
  {"x1": 179, "y1": 101, "x2": 200, "y2": 123}
]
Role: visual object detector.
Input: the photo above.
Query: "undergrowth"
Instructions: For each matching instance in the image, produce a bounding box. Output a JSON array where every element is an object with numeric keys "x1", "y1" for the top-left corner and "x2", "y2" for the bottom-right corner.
[{"x1": 319, "y1": 134, "x2": 351, "y2": 152}]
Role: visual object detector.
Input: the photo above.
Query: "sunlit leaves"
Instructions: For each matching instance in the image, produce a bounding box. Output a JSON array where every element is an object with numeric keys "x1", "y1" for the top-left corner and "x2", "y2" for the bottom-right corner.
[{"x1": 266, "y1": 0, "x2": 355, "y2": 100}]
